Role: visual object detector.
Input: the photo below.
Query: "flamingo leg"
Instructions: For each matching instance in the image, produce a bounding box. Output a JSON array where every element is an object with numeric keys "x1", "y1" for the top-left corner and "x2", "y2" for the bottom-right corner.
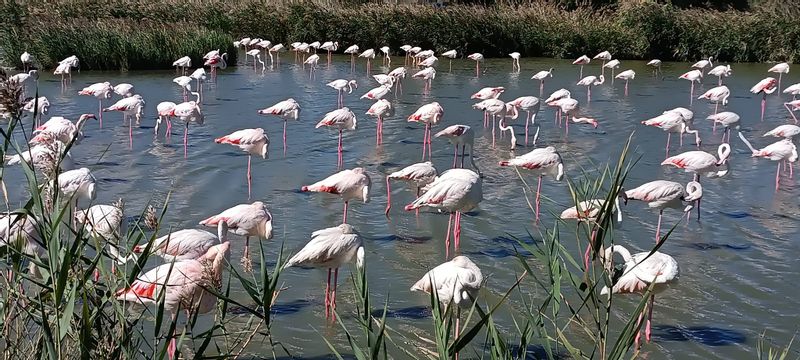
[
  {"x1": 129, "y1": 116, "x2": 133, "y2": 148},
  {"x1": 785, "y1": 103, "x2": 799, "y2": 123},
  {"x1": 656, "y1": 210, "x2": 663, "y2": 244},
  {"x1": 539, "y1": 81, "x2": 544, "y2": 98},
  {"x1": 460, "y1": 145, "x2": 466, "y2": 168},
  {"x1": 690, "y1": 82, "x2": 694, "y2": 106},
  {"x1": 427, "y1": 124, "x2": 432, "y2": 160},
  {"x1": 525, "y1": 111, "x2": 531, "y2": 146},
  {"x1": 384, "y1": 178, "x2": 392, "y2": 216},
  {"x1": 634, "y1": 308, "x2": 645, "y2": 349},
  {"x1": 587, "y1": 87, "x2": 591, "y2": 103},
  {"x1": 283, "y1": 120, "x2": 288, "y2": 156},
  {"x1": 343, "y1": 201, "x2": 348, "y2": 224},
  {"x1": 98, "y1": 100, "x2": 103, "y2": 128},
  {"x1": 579, "y1": 65, "x2": 583, "y2": 79},
  {"x1": 338, "y1": 129, "x2": 343, "y2": 169},
  {"x1": 645, "y1": 294, "x2": 655, "y2": 342},
  {"x1": 331, "y1": 268, "x2": 339, "y2": 322},
  {"x1": 421, "y1": 125, "x2": 428, "y2": 160},
  {"x1": 445, "y1": 213, "x2": 453, "y2": 259},
  {"x1": 325, "y1": 269, "x2": 331, "y2": 319},
  {"x1": 453, "y1": 144, "x2": 458, "y2": 168},
  {"x1": 454, "y1": 211, "x2": 462, "y2": 253},
  {"x1": 776, "y1": 162, "x2": 781, "y2": 192},
  {"x1": 761, "y1": 94, "x2": 767, "y2": 122},
  {"x1": 247, "y1": 155, "x2": 252, "y2": 200},
  {"x1": 625, "y1": 80, "x2": 629, "y2": 96},
  {"x1": 535, "y1": 176, "x2": 542, "y2": 221},
  {"x1": 491, "y1": 115, "x2": 496, "y2": 148},
  {"x1": 666, "y1": 132, "x2": 672, "y2": 158},
  {"x1": 183, "y1": 123, "x2": 189, "y2": 158}
]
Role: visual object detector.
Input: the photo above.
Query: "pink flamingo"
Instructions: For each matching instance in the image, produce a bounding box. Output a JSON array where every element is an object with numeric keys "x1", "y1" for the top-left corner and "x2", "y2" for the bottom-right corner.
[
  {"x1": 284, "y1": 223, "x2": 364, "y2": 321},
  {"x1": 385, "y1": 161, "x2": 438, "y2": 216},
  {"x1": 499, "y1": 146, "x2": 564, "y2": 220},
  {"x1": 472, "y1": 99, "x2": 513, "y2": 147},
  {"x1": 441, "y1": 50, "x2": 457, "y2": 72},
  {"x1": 359, "y1": 48, "x2": 376, "y2": 73},
  {"x1": 435, "y1": 125, "x2": 480, "y2": 172},
  {"x1": 467, "y1": 53, "x2": 483, "y2": 77},
  {"x1": 560, "y1": 198, "x2": 623, "y2": 269},
  {"x1": 784, "y1": 100, "x2": 800, "y2": 123},
  {"x1": 301, "y1": 167, "x2": 371, "y2": 223},
  {"x1": 412, "y1": 67, "x2": 436, "y2": 94},
  {"x1": 327, "y1": 79, "x2": 357, "y2": 108},
  {"x1": 615, "y1": 70, "x2": 635, "y2": 96},
  {"x1": 545, "y1": 89, "x2": 571, "y2": 126},
  {"x1": 738, "y1": 133, "x2": 798, "y2": 191},
  {"x1": 405, "y1": 169, "x2": 482, "y2": 259},
  {"x1": 641, "y1": 110, "x2": 701, "y2": 156},
  {"x1": 160, "y1": 101, "x2": 203, "y2": 157},
  {"x1": 78, "y1": 82, "x2": 113, "y2": 127},
  {"x1": 320, "y1": 41, "x2": 338, "y2": 65},
  {"x1": 258, "y1": 98, "x2": 300, "y2": 155},
  {"x1": 692, "y1": 57, "x2": 713, "y2": 71},
  {"x1": 366, "y1": 99, "x2": 392, "y2": 145},
  {"x1": 215, "y1": 128, "x2": 269, "y2": 199},
  {"x1": 768, "y1": 62, "x2": 790, "y2": 92},
  {"x1": 343, "y1": 45, "x2": 359, "y2": 71},
  {"x1": 706, "y1": 111, "x2": 740, "y2": 143},
  {"x1": 661, "y1": 144, "x2": 731, "y2": 219},
  {"x1": 360, "y1": 84, "x2": 391, "y2": 101},
  {"x1": 508, "y1": 96, "x2": 541, "y2": 146},
  {"x1": 155, "y1": 102, "x2": 176, "y2": 137},
  {"x1": 572, "y1": 55, "x2": 591, "y2": 79},
  {"x1": 531, "y1": 68, "x2": 553, "y2": 97},
  {"x1": 203, "y1": 52, "x2": 228, "y2": 80},
  {"x1": 132, "y1": 228, "x2": 222, "y2": 262},
  {"x1": 576, "y1": 75, "x2": 605, "y2": 102},
  {"x1": 750, "y1": 77, "x2": 778, "y2": 121},
  {"x1": 679, "y1": 70, "x2": 703, "y2": 105},
  {"x1": 102, "y1": 94, "x2": 145, "y2": 146},
  {"x1": 199, "y1": 201, "x2": 273, "y2": 268},
  {"x1": 621, "y1": 180, "x2": 703, "y2": 242},
  {"x1": 764, "y1": 124, "x2": 800, "y2": 140},
  {"x1": 408, "y1": 102, "x2": 444, "y2": 160},
  {"x1": 32, "y1": 113, "x2": 96, "y2": 144},
  {"x1": 707, "y1": 64, "x2": 731, "y2": 85},
  {"x1": 117, "y1": 242, "x2": 229, "y2": 360},
  {"x1": 593, "y1": 51, "x2": 611, "y2": 75},
  {"x1": 600, "y1": 245, "x2": 678, "y2": 349},
  {"x1": 698, "y1": 85, "x2": 730, "y2": 118},
  {"x1": 316, "y1": 107, "x2": 357, "y2": 169},
  {"x1": 389, "y1": 67, "x2": 407, "y2": 95}
]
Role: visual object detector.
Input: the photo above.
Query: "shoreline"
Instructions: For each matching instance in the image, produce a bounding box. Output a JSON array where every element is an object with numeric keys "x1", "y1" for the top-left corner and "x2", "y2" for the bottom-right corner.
[{"x1": 1, "y1": 1, "x2": 798, "y2": 70}]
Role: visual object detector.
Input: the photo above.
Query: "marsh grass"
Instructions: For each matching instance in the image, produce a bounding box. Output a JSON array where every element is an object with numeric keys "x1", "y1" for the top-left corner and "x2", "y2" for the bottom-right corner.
[{"x1": 2, "y1": 1, "x2": 799, "y2": 70}]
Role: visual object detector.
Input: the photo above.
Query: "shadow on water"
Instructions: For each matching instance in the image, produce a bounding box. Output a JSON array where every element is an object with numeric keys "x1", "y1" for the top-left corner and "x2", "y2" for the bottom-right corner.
[
  {"x1": 372, "y1": 234, "x2": 432, "y2": 243},
  {"x1": 271, "y1": 299, "x2": 313, "y2": 315},
  {"x1": 270, "y1": 356, "x2": 355, "y2": 360},
  {"x1": 506, "y1": 345, "x2": 569, "y2": 360},
  {"x1": 370, "y1": 305, "x2": 431, "y2": 320},
  {"x1": 470, "y1": 235, "x2": 536, "y2": 258},
  {"x1": 683, "y1": 243, "x2": 750, "y2": 251},
  {"x1": 651, "y1": 325, "x2": 747, "y2": 346}
]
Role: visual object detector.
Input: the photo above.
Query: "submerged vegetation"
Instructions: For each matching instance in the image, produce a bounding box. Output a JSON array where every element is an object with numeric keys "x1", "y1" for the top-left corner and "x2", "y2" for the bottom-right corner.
[{"x1": 1, "y1": 0, "x2": 800, "y2": 70}]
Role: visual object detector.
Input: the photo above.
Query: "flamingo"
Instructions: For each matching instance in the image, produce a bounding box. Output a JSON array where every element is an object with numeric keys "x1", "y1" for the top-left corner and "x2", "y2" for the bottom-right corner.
[
  {"x1": 545, "y1": 88, "x2": 571, "y2": 126},
  {"x1": 172, "y1": 56, "x2": 191, "y2": 74},
  {"x1": 113, "y1": 83, "x2": 134, "y2": 98},
  {"x1": 405, "y1": 169, "x2": 482, "y2": 258},
  {"x1": 132, "y1": 227, "x2": 222, "y2": 262},
  {"x1": 467, "y1": 53, "x2": 483, "y2": 77},
  {"x1": 102, "y1": 94, "x2": 145, "y2": 145},
  {"x1": 647, "y1": 59, "x2": 662, "y2": 77},
  {"x1": 162, "y1": 101, "x2": 203, "y2": 157},
  {"x1": 441, "y1": 49, "x2": 457, "y2": 72},
  {"x1": 215, "y1": 128, "x2": 269, "y2": 199},
  {"x1": 706, "y1": 111, "x2": 740, "y2": 143},
  {"x1": 75, "y1": 203, "x2": 129, "y2": 279},
  {"x1": 284, "y1": 223, "x2": 364, "y2": 321},
  {"x1": 55, "y1": 167, "x2": 96, "y2": 207},
  {"x1": 603, "y1": 59, "x2": 620, "y2": 83},
  {"x1": 593, "y1": 51, "x2": 612, "y2": 76},
  {"x1": 471, "y1": 87, "x2": 504, "y2": 127},
  {"x1": 472, "y1": 99, "x2": 513, "y2": 147},
  {"x1": 366, "y1": 99, "x2": 392, "y2": 145},
  {"x1": 301, "y1": 167, "x2": 370, "y2": 223},
  {"x1": 380, "y1": 46, "x2": 391, "y2": 66},
  {"x1": 418, "y1": 55, "x2": 437, "y2": 68},
  {"x1": 203, "y1": 53, "x2": 228, "y2": 79},
  {"x1": 785, "y1": 100, "x2": 800, "y2": 123},
  {"x1": 697, "y1": 85, "x2": 730, "y2": 116},
  {"x1": 189, "y1": 69, "x2": 206, "y2": 96},
  {"x1": 155, "y1": 102, "x2": 176, "y2": 137},
  {"x1": 173, "y1": 75, "x2": 193, "y2": 100},
  {"x1": 1, "y1": 213, "x2": 44, "y2": 275},
  {"x1": 768, "y1": 62, "x2": 790, "y2": 92},
  {"x1": 408, "y1": 102, "x2": 444, "y2": 160},
  {"x1": 509, "y1": 52, "x2": 521, "y2": 72},
  {"x1": 257, "y1": 98, "x2": 300, "y2": 155},
  {"x1": 576, "y1": 75, "x2": 605, "y2": 102},
  {"x1": 373, "y1": 74, "x2": 394, "y2": 86},
  {"x1": 508, "y1": 96, "x2": 541, "y2": 146},
  {"x1": 246, "y1": 49, "x2": 262, "y2": 71},
  {"x1": 621, "y1": 180, "x2": 702, "y2": 242},
  {"x1": 412, "y1": 67, "x2": 436, "y2": 94},
  {"x1": 389, "y1": 66, "x2": 407, "y2": 94},
  {"x1": 531, "y1": 68, "x2": 553, "y2": 96},
  {"x1": 268, "y1": 44, "x2": 285, "y2": 66},
  {"x1": 783, "y1": 83, "x2": 800, "y2": 100},
  {"x1": 407, "y1": 46, "x2": 422, "y2": 65},
  {"x1": 549, "y1": 98, "x2": 597, "y2": 136},
  {"x1": 615, "y1": 70, "x2": 635, "y2": 96},
  {"x1": 499, "y1": 146, "x2": 564, "y2": 220},
  {"x1": 435, "y1": 125, "x2": 480, "y2": 173},
  {"x1": 661, "y1": 144, "x2": 731, "y2": 219},
  {"x1": 316, "y1": 107, "x2": 357, "y2": 169},
  {"x1": 560, "y1": 197, "x2": 623, "y2": 269},
  {"x1": 117, "y1": 242, "x2": 229, "y2": 360},
  {"x1": 692, "y1": 56, "x2": 713, "y2": 71},
  {"x1": 20, "y1": 51, "x2": 33, "y2": 72},
  {"x1": 360, "y1": 84, "x2": 391, "y2": 101},
  {"x1": 79, "y1": 82, "x2": 113, "y2": 126},
  {"x1": 763, "y1": 124, "x2": 800, "y2": 140},
  {"x1": 359, "y1": 48, "x2": 376, "y2": 73},
  {"x1": 600, "y1": 245, "x2": 679, "y2": 348},
  {"x1": 199, "y1": 201, "x2": 273, "y2": 268},
  {"x1": 679, "y1": 70, "x2": 703, "y2": 105},
  {"x1": 572, "y1": 55, "x2": 590, "y2": 79},
  {"x1": 385, "y1": 161, "x2": 438, "y2": 216},
  {"x1": 32, "y1": 113, "x2": 96, "y2": 145},
  {"x1": 320, "y1": 41, "x2": 338, "y2": 65},
  {"x1": 22, "y1": 96, "x2": 49, "y2": 126},
  {"x1": 327, "y1": 79, "x2": 358, "y2": 108},
  {"x1": 5, "y1": 142, "x2": 74, "y2": 174},
  {"x1": 708, "y1": 64, "x2": 731, "y2": 85},
  {"x1": 343, "y1": 44, "x2": 359, "y2": 70},
  {"x1": 411, "y1": 255, "x2": 483, "y2": 353},
  {"x1": 738, "y1": 133, "x2": 798, "y2": 191},
  {"x1": 304, "y1": 54, "x2": 320, "y2": 77},
  {"x1": 497, "y1": 103, "x2": 522, "y2": 149},
  {"x1": 751, "y1": 77, "x2": 778, "y2": 121},
  {"x1": 400, "y1": 45, "x2": 413, "y2": 65}
]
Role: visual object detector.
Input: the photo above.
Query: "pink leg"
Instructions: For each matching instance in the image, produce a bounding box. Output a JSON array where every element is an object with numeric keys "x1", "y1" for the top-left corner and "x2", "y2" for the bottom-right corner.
[
  {"x1": 525, "y1": 111, "x2": 530, "y2": 146},
  {"x1": 690, "y1": 83, "x2": 694, "y2": 106},
  {"x1": 645, "y1": 295, "x2": 655, "y2": 342},
  {"x1": 584, "y1": 243, "x2": 591, "y2": 270},
  {"x1": 761, "y1": 96, "x2": 766, "y2": 122},
  {"x1": 331, "y1": 268, "x2": 339, "y2": 322},
  {"x1": 129, "y1": 117, "x2": 133, "y2": 148},
  {"x1": 491, "y1": 116, "x2": 496, "y2": 148},
  {"x1": 325, "y1": 269, "x2": 331, "y2": 318},
  {"x1": 785, "y1": 103, "x2": 799, "y2": 123},
  {"x1": 454, "y1": 212, "x2": 462, "y2": 253},
  {"x1": 338, "y1": 130, "x2": 343, "y2": 169},
  {"x1": 634, "y1": 310, "x2": 644, "y2": 349},
  {"x1": 453, "y1": 144, "x2": 458, "y2": 168},
  {"x1": 283, "y1": 120, "x2": 287, "y2": 156},
  {"x1": 98, "y1": 101, "x2": 103, "y2": 128},
  {"x1": 247, "y1": 156, "x2": 252, "y2": 200},
  {"x1": 343, "y1": 201, "x2": 348, "y2": 223},
  {"x1": 168, "y1": 336, "x2": 176, "y2": 360},
  {"x1": 666, "y1": 133, "x2": 672, "y2": 158},
  {"x1": 183, "y1": 124, "x2": 188, "y2": 158},
  {"x1": 776, "y1": 162, "x2": 781, "y2": 192},
  {"x1": 427, "y1": 126, "x2": 432, "y2": 160},
  {"x1": 384, "y1": 177, "x2": 392, "y2": 216},
  {"x1": 421, "y1": 126, "x2": 427, "y2": 160},
  {"x1": 535, "y1": 176, "x2": 542, "y2": 220},
  {"x1": 460, "y1": 145, "x2": 466, "y2": 168},
  {"x1": 655, "y1": 211, "x2": 663, "y2": 244},
  {"x1": 625, "y1": 81, "x2": 629, "y2": 96},
  {"x1": 445, "y1": 213, "x2": 453, "y2": 259},
  {"x1": 587, "y1": 87, "x2": 591, "y2": 103}
]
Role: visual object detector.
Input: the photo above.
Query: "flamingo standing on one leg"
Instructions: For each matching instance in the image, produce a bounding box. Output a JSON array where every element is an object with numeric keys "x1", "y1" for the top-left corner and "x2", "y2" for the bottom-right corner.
[
  {"x1": 593, "y1": 51, "x2": 611, "y2": 76},
  {"x1": 301, "y1": 167, "x2": 371, "y2": 224},
  {"x1": 697, "y1": 85, "x2": 730, "y2": 121},
  {"x1": 326, "y1": 79, "x2": 358, "y2": 108},
  {"x1": 78, "y1": 82, "x2": 113, "y2": 128},
  {"x1": 467, "y1": 53, "x2": 483, "y2": 77},
  {"x1": 738, "y1": 133, "x2": 799, "y2": 191},
  {"x1": 385, "y1": 161, "x2": 438, "y2": 216},
  {"x1": 20, "y1": 51, "x2": 33, "y2": 72},
  {"x1": 408, "y1": 102, "x2": 444, "y2": 161},
  {"x1": 435, "y1": 125, "x2": 481, "y2": 174},
  {"x1": 411, "y1": 255, "x2": 483, "y2": 359},
  {"x1": 284, "y1": 223, "x2": 364, "y2": 321},
  {"x1": 531, "y1": 68, "x2": 553, "y2": 97},
  {"x1": 343, "y1": 45, "x2": 359, "y2": 71},
  {"x1": 359, "y1": 48, "x2": 376, "y2": 74},
  {"x1": 661, "y1": 144, "x2": 731, "y2": 220},
  {"x1": 499, "y1": 146, "x2": 564, "y2": 220},
  {"x1": 366, "y1": 99, "x2": 392, "y2": 145},
  {"x1": 103, "y1": 94, "x2": 145, "y2": 147},
  {"x1": 257, "y1": 98, "x2": 300, "y2": 155},
  {"x1": 572, "y1": 55, "x2": 590, "y2": 79},
  {"x1": 441, "y1": 49, "x2": 457, "y2": 72},
  {"x1": 199, "y1": 201, "x2": 273, "y2": 269},
  {"x1": 320, "y1": 41, "x2": 338, "y2": 65},
  {"x1": 215, "y1": 128, "x2": 269, "y2": 199},
  {"x1": 316, "y1": 108, "x2": 357, "y2": 169},
  {"x1": 768, "y1": 62, "x2": 790, "y2": 92},
  {"x1": 615, "y1": 70, "x2": 635, "y2": 96},
  {"x1": 405, "y1": 169, "x2": 482, "y2": 259},
  {"x1": 600, "y1": 245, "x2": 679, "y2": 349},
  {"x1": 603, "y1": 59, "x2": 620, "y2": 83},
  {"x1": 508, "y1": 96, "x2": 541, "y2": 146},
  {"x1": 621, "y1": 180, "x2": 702, "y2": 242},
  {"x1": 679, "y1": 70, "x2": 703, "y2": 105},
  {"x1": 751, "y1": 77, "x2": 778, "y2": 122}
]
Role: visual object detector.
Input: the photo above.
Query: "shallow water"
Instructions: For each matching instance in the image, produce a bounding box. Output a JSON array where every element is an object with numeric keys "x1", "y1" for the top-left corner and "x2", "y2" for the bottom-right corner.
[{"x1": 6, "y1": 55, "x2": 800, "y2": 358}]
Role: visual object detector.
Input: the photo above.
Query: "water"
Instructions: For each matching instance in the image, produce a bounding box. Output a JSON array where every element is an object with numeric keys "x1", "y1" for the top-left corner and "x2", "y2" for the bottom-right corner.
[{"x1": 6, "y1": 55, "x2": 799, "y2": 358}]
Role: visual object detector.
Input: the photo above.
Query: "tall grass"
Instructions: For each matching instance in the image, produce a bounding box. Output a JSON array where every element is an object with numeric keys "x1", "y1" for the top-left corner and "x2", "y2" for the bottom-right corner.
[{"x1": 1, "y1": 0, "x2": 799, "y2": 70}]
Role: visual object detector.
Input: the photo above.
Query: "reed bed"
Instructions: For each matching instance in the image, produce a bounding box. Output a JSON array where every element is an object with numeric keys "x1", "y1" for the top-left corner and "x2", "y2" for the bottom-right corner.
[{"x1": 2, "y1": 1, "x2": 799, "y2": 70}]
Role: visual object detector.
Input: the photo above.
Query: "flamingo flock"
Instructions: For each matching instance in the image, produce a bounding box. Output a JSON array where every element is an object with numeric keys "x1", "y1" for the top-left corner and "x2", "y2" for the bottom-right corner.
[{"x1": 5, "y1": 42, "x2": 799, "y2": 359}]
